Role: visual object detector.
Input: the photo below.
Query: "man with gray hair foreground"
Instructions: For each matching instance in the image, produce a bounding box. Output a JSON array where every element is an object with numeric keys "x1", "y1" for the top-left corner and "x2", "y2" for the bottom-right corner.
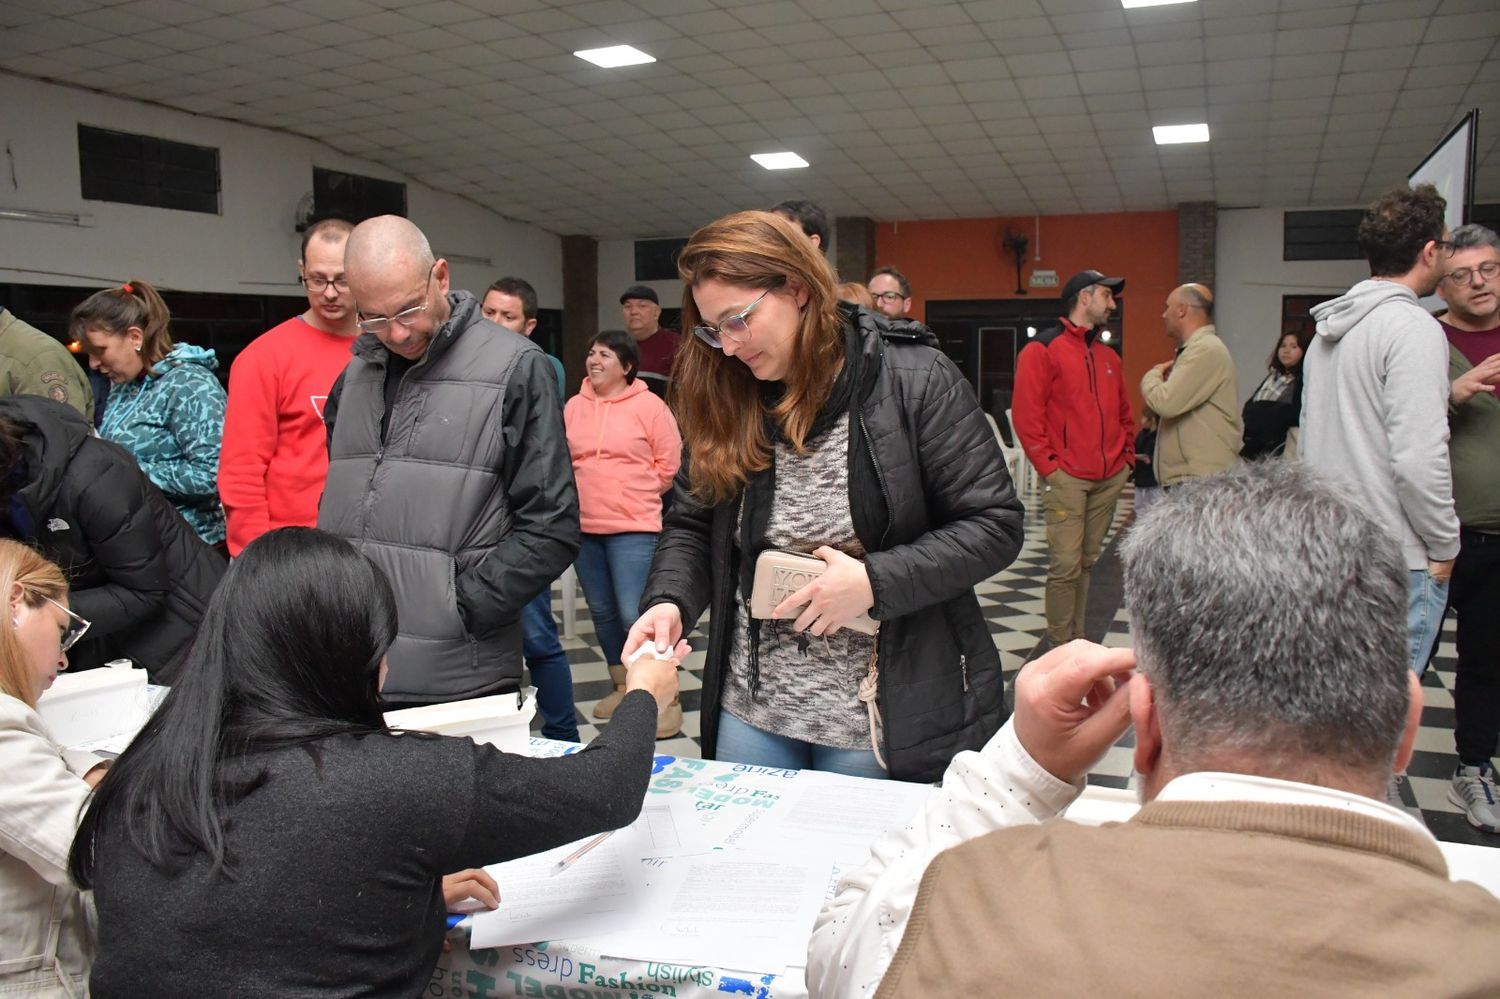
[
  {"x1": 319, "y1": 215, "x2": 579, "y2": 707},
  {"x1": 807, "y1": 463, "x2": 1500, "y2": 998}
]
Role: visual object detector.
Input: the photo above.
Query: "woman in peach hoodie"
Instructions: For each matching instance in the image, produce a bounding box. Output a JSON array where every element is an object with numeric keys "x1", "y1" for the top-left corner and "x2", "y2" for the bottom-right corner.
[{"x1": 564, "y1": 330, "x2": 682, "y2": 735}]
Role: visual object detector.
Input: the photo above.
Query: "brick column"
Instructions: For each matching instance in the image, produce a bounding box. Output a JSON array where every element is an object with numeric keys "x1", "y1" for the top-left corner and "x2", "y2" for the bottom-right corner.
[
  {"x1": 1177, "y1": 202, "x2": 1217, "y2": 289},
  {"x1": 561, "y1": 235, "x2": 598, "y2": 392},
  {"x1": 834, "y1": 215, "x2": 876, "y2": 285}
]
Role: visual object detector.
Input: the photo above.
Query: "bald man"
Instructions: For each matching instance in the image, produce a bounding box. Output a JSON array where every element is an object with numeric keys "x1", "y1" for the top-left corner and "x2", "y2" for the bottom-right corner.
[
  {"x1": 318, "y1": 215, "x2": 579, "y2": 707},
  {"x1": 1138, "y1": 284, "x2": 1241, "y2": 489}
]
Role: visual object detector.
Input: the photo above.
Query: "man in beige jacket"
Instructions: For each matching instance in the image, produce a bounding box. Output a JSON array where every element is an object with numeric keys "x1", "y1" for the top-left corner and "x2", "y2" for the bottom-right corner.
[{"x1": 1139, "y1": 284, "x2": 1240, "y2": 487}]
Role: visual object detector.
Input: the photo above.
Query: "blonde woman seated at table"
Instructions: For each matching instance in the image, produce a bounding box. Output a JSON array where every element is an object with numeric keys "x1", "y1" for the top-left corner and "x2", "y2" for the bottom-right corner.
[
  {"x1": 0, "y1": 539, "x2": 107, "y2": 998},
  {"x1": 69, "y1": 528, "x2": 682, "y2": 998}
]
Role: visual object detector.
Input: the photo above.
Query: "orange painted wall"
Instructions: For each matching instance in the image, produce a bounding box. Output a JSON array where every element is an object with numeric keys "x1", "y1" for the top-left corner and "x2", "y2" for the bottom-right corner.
[{"x1": 874, "y1": 210, "x2": 1180, "y2": 418}]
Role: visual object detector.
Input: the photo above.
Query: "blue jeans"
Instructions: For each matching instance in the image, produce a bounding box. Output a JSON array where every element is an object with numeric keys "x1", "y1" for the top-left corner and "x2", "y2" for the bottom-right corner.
[
  {"x1": 716, "y1": 710, "x2": 889, "y2": 781},
  {"x1": 522, "y1": 588, "x2": 578, "y2": 743},
  {"x1": 1408, "y1": 569, "x2": 1449, "y2": 676},
  {"x1": 573, "y1": 532, "x2": 658, "y2": 667}
]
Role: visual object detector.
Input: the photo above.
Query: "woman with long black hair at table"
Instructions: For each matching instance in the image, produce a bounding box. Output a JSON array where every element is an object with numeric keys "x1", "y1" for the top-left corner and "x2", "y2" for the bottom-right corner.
[{"x1": 70, "y1": 527, "x2": 681, "y2": 998}]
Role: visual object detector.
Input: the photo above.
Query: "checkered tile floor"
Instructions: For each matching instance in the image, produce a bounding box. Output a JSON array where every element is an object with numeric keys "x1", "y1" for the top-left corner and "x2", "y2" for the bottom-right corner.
[{"x1": 533, "y1": 485, "x2": 1497, "y2": 847}]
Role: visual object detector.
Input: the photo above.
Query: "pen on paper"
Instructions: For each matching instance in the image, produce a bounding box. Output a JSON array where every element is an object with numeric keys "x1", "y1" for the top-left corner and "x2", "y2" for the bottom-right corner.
[{"x1": 551, "y1": 830, "x2": 613, "y2": 877}]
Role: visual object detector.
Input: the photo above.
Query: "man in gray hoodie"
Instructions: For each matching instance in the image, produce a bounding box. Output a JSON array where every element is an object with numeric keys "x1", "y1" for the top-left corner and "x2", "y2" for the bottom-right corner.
[{"x1": 1302, "y1": 183, "x2": 1459, "y2": 678}]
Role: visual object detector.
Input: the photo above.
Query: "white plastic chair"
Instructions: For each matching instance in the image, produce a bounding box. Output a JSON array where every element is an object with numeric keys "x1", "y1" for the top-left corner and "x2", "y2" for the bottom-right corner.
[
  {"x1": 1002, "y1": 408, "x2": 1038, "y2": 496},
  {"x1": 558, "y1": 564, "x2": 578, "y2": 639}
]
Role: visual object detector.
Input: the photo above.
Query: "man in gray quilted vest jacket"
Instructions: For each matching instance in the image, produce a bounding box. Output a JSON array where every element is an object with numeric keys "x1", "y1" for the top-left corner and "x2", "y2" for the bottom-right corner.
[{"x1": 319, "y1": 215, "x2": 579, "y2": 706}]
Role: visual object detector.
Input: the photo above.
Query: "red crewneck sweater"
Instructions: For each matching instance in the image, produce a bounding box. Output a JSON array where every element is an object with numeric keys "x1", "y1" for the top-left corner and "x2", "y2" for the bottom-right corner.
[{"x1": 218, "y1": 315, "x2": 354, "y2": 555}]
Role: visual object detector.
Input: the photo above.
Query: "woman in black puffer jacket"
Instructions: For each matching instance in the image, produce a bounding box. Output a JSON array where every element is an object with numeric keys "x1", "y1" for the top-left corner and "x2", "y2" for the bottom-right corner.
[
  {"x1": 625, "y1": 211, "x2": 1024, "y2": 783},
  {"x1": 0, "y1": 395, "x2": 225, "y2": 681}
]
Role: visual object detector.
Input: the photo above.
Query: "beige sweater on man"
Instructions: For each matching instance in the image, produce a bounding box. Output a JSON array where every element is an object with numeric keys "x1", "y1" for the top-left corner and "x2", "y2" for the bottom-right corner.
[{"x1": 877, "y1": 800, "x2": 1500, "y2": 998}]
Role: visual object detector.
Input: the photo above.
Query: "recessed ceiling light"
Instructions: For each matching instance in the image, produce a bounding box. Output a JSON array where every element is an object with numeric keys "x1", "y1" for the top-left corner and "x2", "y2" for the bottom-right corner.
[
  {"x1": 1121, "y1": 0, "x2": 1197, "y2": 8},
  {"x1": 1153, "y1": 123, "x2": 1210, "y2": 144},
  {"x1": 751, "y1": 152, "x2": 809, "y2": 170},
  {"x1": 574, "y1": 45, "x2": 655, "y2": 68}
]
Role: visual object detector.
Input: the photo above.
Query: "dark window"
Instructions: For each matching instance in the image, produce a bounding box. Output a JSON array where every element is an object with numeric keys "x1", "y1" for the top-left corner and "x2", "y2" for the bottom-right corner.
[
  {"x1": 312, "y1": 167, "x2": 406, "y2": 225},
  {"x1": 77, "y1": 125, "x2": 220, "y2": 214},
  {"x1": 1283, "y1": 209, "x2": 1362, "y2": 261},
  {"x1": 1282, "y1": 294, "x2": 1337, "y2": 344},
  {"x1": 634, "y1": 238, "x2": 688, "y2": 281}
]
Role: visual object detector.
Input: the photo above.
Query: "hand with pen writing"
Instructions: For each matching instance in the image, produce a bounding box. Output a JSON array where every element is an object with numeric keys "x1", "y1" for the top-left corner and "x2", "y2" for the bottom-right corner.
[{"x1": 440, "y1": 868, "x2": 499, "y2": 951}]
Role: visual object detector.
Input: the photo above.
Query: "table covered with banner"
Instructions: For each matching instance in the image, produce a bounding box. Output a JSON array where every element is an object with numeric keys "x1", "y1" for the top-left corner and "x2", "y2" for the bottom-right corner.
[{"x1": 427, "y1": 737, "x2": 935, "y2": 999}]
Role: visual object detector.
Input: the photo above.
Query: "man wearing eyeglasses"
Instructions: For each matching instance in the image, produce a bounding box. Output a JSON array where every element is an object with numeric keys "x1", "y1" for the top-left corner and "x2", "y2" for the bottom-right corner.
[
  {"x1": 219, "y1": 217, "x2": 358, "y2": 556},
  {"x1": 868, "y1": 267, "x2": 911, "y2": 320},
  {"x1": 318, "y1": 216, "x2": 579, "y2": 709},
  {"x1": 1435, "y1": 223, "x2": 1500, "y2": 833}
]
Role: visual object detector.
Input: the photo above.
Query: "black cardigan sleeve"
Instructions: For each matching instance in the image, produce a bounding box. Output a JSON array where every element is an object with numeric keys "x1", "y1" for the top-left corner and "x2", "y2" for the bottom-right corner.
[{"x1": 447, "y1": 690, "x2": 658, "y2": 870}]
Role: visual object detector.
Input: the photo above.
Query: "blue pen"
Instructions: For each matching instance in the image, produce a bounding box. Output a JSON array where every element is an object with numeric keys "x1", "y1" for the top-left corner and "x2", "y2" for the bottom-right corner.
[{"x1": 445, "y1": 914, "x2": 467, "y2": 931}]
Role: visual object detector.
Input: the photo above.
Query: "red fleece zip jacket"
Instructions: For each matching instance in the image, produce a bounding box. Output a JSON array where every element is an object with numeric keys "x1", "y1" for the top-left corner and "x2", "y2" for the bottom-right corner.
[{"x1": 1012, "y1": 317, "x2": 1135, "y2": 481}]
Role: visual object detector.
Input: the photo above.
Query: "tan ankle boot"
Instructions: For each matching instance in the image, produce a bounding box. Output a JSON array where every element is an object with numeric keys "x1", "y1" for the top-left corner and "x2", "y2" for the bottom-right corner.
[
  {"x1": 656, "y1": 697, "x2": 683, "y2": 739},
  {"x1": 591, "y1": 664, "x2": 628, "y2": 719}
]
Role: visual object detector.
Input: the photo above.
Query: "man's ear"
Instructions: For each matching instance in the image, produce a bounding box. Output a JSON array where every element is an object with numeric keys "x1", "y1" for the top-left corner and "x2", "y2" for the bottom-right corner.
[
  {"x1": 1394, "y1": 670, "x2": 1424, "y2": 775},
  {"x1": 1131, "y1": 673, "x2": 1162, "y2": 780}
]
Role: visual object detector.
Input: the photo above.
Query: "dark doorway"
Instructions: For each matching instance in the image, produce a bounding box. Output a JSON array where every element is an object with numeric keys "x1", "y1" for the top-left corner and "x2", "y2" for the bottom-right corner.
[{"x1": 925, "y1": 298, "x2": 1125, "y2": 440}]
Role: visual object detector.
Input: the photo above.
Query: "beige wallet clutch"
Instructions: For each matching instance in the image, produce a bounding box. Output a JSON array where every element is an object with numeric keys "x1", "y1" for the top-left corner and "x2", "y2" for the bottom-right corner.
[{"x1": 749, "y1": 549, "x2": 878, "y2": 636}]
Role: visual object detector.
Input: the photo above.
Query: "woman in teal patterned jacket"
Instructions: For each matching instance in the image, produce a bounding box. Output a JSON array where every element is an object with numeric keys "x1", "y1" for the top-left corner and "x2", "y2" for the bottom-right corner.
[{"x1": 71, "y1": 280, "x2": 227, "y2": 547}]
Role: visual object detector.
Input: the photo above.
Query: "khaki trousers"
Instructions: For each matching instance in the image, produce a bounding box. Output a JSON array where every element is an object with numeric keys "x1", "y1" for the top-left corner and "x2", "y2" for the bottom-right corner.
[{"x1": 1042, "y1": 467, "x2": 1128, "y2": 644}]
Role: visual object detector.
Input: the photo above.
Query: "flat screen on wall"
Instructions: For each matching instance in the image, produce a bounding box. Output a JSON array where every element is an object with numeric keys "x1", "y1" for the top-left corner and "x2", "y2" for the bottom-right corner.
[{"x1": 1408, "y1": 109, "x2": 1478, "y2": 233}]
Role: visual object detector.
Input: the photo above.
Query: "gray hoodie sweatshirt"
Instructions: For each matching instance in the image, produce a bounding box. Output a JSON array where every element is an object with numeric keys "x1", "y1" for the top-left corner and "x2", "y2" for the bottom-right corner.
[{"x1": 1302, "y1": 279, "x2": 1459, "y2": 570}]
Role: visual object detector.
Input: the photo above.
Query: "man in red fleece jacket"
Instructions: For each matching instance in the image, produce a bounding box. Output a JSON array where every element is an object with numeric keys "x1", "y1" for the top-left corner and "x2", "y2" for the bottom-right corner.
[
  {"x1": 218, "y1": 218, "x2": 357, "y2": 555},
  {"x1": 1013, "y1": 269, "x2": 1135, "y2": 648}
]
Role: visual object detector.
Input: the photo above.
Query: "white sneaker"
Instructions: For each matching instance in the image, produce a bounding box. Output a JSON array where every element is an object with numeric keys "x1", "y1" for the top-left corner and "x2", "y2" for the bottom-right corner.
[{"x1": 1449, "y1": 763, "x2": 1500, "y2": 834}]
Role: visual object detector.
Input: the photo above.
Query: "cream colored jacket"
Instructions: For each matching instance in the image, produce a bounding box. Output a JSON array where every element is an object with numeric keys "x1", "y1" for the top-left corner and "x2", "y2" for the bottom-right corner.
[
  {"x1": 1140, "y1": 324, "x2": 1242, "y2": 486},
  {"x1": 0, "y1": 694, "x2": 98, "y2": 997}
]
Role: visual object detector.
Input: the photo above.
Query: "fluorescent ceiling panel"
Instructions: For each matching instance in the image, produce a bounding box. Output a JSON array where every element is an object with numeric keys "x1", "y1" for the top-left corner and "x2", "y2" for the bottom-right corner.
[
  {"x1": 751, "y1": 152, "x2": 810, "y2": 170},
  {"x1": 574, "y1": 45, "x2": 655, "y2": 68},
  {"x1": 1153, "y1": 123, "x2": 1211, "y2": 144}
]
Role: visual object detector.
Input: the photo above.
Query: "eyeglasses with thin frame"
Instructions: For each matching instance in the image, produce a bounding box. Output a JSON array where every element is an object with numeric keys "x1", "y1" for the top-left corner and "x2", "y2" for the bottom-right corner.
[
  {"x1": 1442, "y1": 260, "x2": 1500, "y2": 286},
  {"x1": 302, "y1": 274, "x2": 349, "y2": 293},
  {"x1": 356, "y1": 263, "x2": 437, "y2": 334},
  {"x1": 872, "y1": 290, "x2": 906, "y2": 303},
  {"x1": 41, "y1": 596, "x2": 90, "y2": 652},
  {"x1": 692, "y1": 288, "x2": 771, "y2": 349}
]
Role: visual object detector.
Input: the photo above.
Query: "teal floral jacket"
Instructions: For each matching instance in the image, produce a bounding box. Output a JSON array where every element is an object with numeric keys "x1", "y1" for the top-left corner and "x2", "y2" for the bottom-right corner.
[{"x1": 99, "y1": 343, "x2": 226, "y2": 544}]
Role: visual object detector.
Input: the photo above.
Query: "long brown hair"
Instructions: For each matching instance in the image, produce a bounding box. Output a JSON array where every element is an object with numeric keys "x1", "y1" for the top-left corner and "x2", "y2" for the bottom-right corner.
[
  {"x1": 69, "y1": 278, "x2": 175, "y2": 371},
  {"x1": 672, "y1": 211, "x2": 843, "y2": 505},
  {"x1": 0, "y1": 539, "x2": 68, "y2": 707}
]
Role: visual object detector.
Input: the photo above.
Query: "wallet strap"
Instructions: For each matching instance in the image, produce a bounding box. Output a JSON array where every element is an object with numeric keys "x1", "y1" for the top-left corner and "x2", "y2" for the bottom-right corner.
[{"x1": 856, "y1": 644, "x2": 888, "y2": 772}]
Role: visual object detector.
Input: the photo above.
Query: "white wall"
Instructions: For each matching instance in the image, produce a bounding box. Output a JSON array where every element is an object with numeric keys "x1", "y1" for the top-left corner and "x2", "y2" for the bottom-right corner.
[
  {"x1": 0, "y1": 75, "x2": 561, "y2": 306},
  {"x1": 596, "y1": 237, "x2": 684, "y2": 336},
  {"x1": 1215, "y1": 206, "x2": 1367, "y2": 403}
]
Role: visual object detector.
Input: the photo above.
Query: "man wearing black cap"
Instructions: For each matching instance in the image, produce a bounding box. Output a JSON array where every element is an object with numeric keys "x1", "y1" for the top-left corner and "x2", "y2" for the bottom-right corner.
[
  {"x1": 620, "y1": 284, "x2": 681, "y2": 399},
  {"x1": 1013, "y1": 270, "x2": 1135, "y2": 649}
]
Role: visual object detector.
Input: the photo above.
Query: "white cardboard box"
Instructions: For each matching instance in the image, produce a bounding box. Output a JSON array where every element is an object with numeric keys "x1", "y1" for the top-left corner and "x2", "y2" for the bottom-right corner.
[
  {"x1": 384, "y1": 687, "x2": 538, "y2": 754},
  {"x1": 38, "y1": 660, "x2": 153, "y2": 748}
]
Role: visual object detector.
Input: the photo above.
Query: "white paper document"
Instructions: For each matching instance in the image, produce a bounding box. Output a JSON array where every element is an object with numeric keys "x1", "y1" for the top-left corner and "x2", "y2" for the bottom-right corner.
[
  {"x1": 467, "y1": 799, "x2": 710, "y2": 949},
  {"x1": 734, "y1": 770, "x2": 934, "y2": 868},
  {"x1": 589, "y1": 847, "x2": 836, "y2": 974}
]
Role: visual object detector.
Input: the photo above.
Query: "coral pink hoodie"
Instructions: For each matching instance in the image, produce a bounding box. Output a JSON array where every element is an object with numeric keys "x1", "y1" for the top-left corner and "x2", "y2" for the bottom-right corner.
[{"x1": 564, "y1": 377, "x2": 682, "y2": 535}]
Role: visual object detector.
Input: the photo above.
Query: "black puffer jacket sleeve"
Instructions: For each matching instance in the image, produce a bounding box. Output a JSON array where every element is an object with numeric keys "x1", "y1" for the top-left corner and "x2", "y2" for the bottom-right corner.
[
  {"x1": 864, "y1": 351, "x2": 1024, "y2": 620},
  {"x1": 65, "y1": 442, "x2": 173, "y2": 639},
  {"x1": 638, "y1": 449, "x2": 715, "y2": 629},
  {"x1": 455, "y1": 348, "x2": 581, "y2": 632}
]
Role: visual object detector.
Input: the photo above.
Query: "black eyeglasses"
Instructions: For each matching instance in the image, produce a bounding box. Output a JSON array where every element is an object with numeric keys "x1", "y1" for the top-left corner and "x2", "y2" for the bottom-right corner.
[
  {"x1": 356, "y1": 263, "x2": 436, "y2": 334},
  {"x1": 302, "y1": 275, "x2": 349, "y2": 293},
  {"x1": 42, "y1": 596, "x2": 91, "y2": 652},
  {"x1": 692, "y1": 288, "x2": 770, "y2": 349},
  {"x1": 1443, "y1": 260, "x2": 1500, "y2": 286},
  {"x1": 872, "y1": 290, "x2": 906, "y2": 303}
]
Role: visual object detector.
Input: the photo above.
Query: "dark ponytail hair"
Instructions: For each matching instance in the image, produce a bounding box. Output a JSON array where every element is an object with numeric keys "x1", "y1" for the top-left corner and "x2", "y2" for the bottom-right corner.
[
  {"x1": 69, "y1": 279, "x2": 174, "y2": 370},
  {"x1": 70, "y1": 528, "x2": 398, "y2": 884}
]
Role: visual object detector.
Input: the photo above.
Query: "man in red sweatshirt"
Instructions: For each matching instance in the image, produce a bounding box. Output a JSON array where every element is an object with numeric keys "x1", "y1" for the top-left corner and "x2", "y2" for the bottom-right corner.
[
  {"x1": 1013, "y1": 269, "x2": 1135, "y2": 648},
  {"x1": 218, "y1": 218, "x2": 357, "y2": 555}
]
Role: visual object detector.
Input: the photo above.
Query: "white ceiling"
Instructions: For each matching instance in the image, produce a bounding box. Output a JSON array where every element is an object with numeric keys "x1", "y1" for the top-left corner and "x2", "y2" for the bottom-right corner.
[{"x1": 1, "y1": 0, "x2": 1496, "y2": 238}]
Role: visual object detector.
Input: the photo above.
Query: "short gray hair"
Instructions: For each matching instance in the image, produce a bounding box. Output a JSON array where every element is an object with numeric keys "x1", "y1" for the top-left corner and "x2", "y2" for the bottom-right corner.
[
  {"x1": 1449, "y1": 223, "x2": 1500, "y2": 253},
  {"x1": 1120, "y1": 462, "x2": 1409, "y2": 776}
]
